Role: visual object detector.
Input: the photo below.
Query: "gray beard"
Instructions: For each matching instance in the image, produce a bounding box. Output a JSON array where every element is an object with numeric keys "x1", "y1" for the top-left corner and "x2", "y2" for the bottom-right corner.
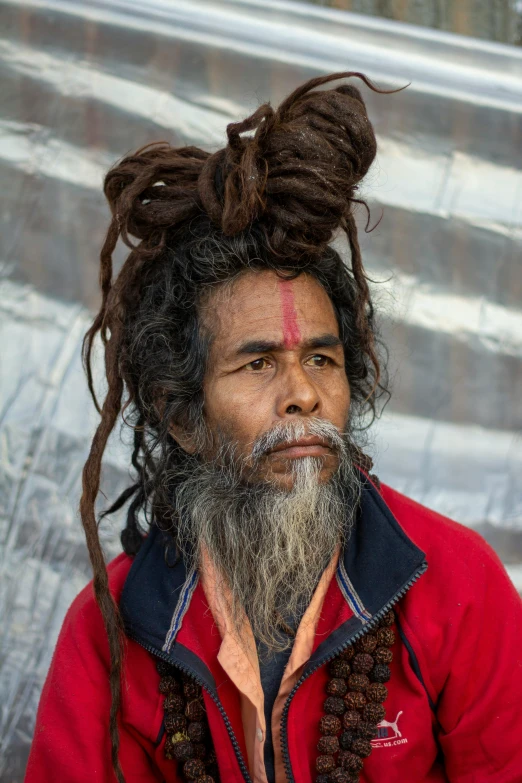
[{"x1": 174, "y1": 418, "x2": 362, "y2": 654}]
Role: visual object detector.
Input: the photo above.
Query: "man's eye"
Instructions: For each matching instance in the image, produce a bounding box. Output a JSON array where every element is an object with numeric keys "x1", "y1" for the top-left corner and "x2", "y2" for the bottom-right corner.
[
  {"x1": 245, "y1": 357, "x2": 270, "y2": 371},
  {"x1": 306, "y1": 354, "x2": 330, "y2": 367}
]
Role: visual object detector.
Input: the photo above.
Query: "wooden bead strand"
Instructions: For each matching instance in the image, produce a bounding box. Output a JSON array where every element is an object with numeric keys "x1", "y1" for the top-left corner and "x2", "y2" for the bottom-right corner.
[
  {"x1": 156, "y1": 660, "x2": 220, "y2": 783},
  {"x1": 315, "y1": 609, "x2": 397, "y2": 783}
]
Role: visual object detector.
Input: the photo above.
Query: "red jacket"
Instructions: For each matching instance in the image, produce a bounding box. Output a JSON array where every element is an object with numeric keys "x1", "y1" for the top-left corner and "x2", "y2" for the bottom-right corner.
[{"x1": 25, "y1": 477, "x2": 522, "y2": 782}]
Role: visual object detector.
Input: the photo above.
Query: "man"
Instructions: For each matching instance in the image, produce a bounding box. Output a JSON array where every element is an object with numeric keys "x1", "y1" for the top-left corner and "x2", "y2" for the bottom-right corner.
[{"x1": 26, "y1": 72, "x2": 522, "y2": 783}]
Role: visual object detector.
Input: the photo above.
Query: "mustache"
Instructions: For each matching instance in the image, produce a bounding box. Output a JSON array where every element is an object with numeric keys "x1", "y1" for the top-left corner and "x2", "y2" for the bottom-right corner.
[{"x1": 250, "y1": 418, "x2": 347, "y2": 463}]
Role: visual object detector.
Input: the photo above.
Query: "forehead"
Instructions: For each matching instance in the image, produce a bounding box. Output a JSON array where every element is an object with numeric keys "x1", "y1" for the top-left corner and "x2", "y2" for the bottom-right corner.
[{"x1": 204, "y1": 269, "x2": 339, "y2": 347}]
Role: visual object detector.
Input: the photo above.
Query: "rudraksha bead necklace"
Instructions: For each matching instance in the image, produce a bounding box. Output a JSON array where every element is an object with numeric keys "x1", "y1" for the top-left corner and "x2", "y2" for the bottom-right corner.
[
  {"x1": 314, "y1": 609, "x2": 395, "y2": 782},
  {"x1": 157, "y1": 608, "x2": 396, "y2": 783},
  {"x1": 156, "y1": 660, "x2": 220, "y2": 782}
]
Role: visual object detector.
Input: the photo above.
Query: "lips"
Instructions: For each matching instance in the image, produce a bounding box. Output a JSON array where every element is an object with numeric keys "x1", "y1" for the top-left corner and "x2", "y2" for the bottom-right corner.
[{"x1": 267, "y1": 436, "x2": 333, "y2": 458}]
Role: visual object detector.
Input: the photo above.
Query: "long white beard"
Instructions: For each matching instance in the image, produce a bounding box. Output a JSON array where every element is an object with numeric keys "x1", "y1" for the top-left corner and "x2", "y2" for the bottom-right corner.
[{"x1": 174, "y1": 419, "x2": 362, "y2": 653}]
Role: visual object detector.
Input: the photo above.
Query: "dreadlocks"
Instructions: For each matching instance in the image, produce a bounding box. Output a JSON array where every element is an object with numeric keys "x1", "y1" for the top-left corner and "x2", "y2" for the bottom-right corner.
[{"x1": 80, "y1": 71, "x2": 393, "y2": 781}]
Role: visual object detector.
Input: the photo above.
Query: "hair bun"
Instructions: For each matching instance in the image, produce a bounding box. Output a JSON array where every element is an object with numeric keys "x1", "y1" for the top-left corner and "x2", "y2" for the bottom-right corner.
[
  {"x1": 198, "y1": 71, "x2": 381, "y2": 258},
  {"x1": 100, "y1": 72, "x2": 389, "y2": 263}
]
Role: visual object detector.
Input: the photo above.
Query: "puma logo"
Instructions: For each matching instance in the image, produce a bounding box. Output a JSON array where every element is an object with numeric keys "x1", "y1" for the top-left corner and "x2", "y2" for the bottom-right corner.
[
  {"x1": 377, "y1": 710, "x2": 403, "y2": 738},
  {"x1": 373, "y1": 710, "x2": 408, "y2": 746}
]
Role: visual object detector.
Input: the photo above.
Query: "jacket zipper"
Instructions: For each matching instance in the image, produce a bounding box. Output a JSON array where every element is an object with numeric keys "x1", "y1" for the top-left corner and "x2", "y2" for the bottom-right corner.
[
  {"x1": 127, "y1": 635, "x2": 253, "y2": 783},
  {"x1": 279, "y1": 561, "x2": 428, "y2": 783}
]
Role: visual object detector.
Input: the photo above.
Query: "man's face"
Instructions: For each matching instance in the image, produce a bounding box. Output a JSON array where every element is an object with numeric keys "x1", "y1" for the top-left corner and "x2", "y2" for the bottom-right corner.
[{"x1": 200, "y1": 269, "x2": 351, "y2": 489}]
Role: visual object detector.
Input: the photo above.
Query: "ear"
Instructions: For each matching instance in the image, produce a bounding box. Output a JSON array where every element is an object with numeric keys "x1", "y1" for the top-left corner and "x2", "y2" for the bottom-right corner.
[{"x1": 168, "y1": 422, "x2": 198, "y2": 455}]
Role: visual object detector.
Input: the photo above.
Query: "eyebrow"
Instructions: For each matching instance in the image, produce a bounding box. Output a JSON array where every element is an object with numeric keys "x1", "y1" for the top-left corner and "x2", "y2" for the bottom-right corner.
[{"x1": 234, "y1": 334, "x2": 343, "y2": 356}]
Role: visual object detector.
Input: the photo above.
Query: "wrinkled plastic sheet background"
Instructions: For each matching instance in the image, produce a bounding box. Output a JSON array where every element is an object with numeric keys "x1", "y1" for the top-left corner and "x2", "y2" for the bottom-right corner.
[{"x1": 1, "y1": 0, "x2": 522, "y2": 778}]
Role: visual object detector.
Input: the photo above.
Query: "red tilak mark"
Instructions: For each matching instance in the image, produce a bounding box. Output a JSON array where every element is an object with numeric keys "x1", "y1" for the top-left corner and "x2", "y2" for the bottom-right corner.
[{"x1": 279, "y1": 280, "x2": 301, "y2": 349}]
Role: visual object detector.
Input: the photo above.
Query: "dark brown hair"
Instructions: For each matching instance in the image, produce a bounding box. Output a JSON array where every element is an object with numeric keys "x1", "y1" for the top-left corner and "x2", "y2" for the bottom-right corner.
[{"x1": 81, "y1": 71, "x2": 392, "y2": 781}]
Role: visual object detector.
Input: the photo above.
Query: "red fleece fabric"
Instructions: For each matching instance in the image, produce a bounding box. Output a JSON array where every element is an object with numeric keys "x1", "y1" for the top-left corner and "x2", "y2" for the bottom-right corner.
[{"x1": 25, "y1": 486, "x2": 522, "y2": 782}]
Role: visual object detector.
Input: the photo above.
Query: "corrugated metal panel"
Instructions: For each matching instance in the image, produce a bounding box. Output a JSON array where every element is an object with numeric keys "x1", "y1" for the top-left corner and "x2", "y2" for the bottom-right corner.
[
  {"x1": 300, "y1": 0, "x2": 519, "y2": 45},
  {"x1": 1, "y1": 0, "x2": 521, "y2": 776}
]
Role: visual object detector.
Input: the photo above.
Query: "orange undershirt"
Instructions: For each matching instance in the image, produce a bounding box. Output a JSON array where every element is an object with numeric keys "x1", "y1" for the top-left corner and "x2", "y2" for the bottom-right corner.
[{"x1": 199, "y1": 545, "x2": 340, "y2": 783}]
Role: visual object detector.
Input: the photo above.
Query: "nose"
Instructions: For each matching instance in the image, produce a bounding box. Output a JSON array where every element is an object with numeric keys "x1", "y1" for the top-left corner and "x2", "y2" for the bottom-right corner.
[{"x1": 276, "y1": 362, "x2": 320, "y2": 417}]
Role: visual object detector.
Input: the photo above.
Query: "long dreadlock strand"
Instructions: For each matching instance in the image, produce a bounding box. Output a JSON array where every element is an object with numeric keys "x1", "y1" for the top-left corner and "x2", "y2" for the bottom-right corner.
[
  {"x1": 82, "y1": 215, "x2": 121, "y2": 413},
  {"x1": 80, "y1": 324, "x2": 126, "y2": 783},
  {"x1": 344, "y1": 212, "x2": 381, "y2": 400}
]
